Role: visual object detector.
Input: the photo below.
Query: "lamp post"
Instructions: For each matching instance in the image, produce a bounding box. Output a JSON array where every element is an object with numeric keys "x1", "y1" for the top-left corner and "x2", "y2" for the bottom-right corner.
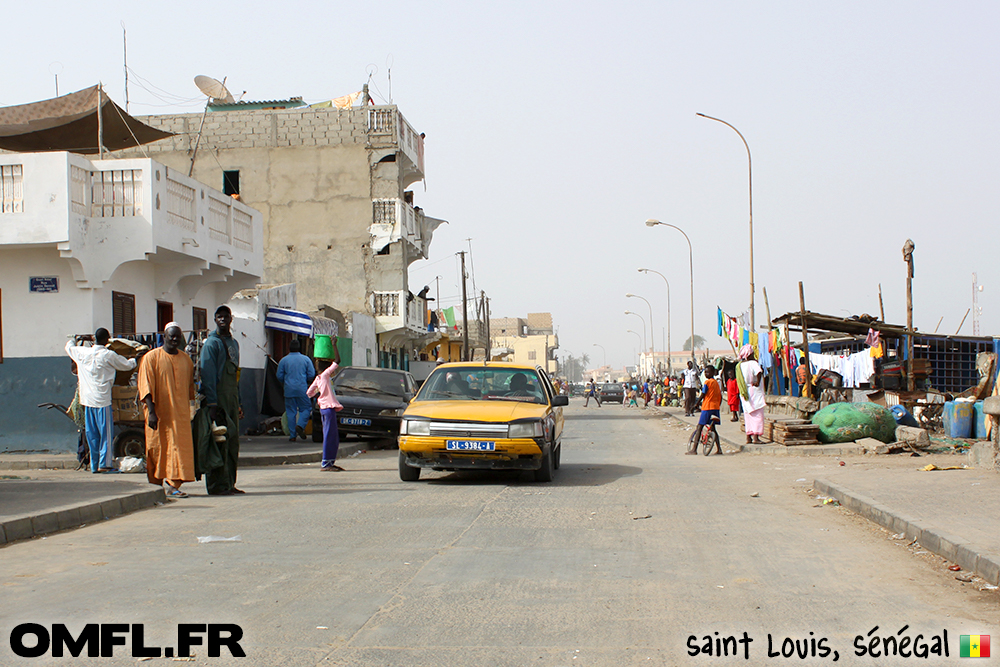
[
  {"x1": 696, "y1": 112, "x2": 754, "y2": 330},
  {"x1": 592, "y1": 343, "x2": 606, "y2": 373},
  {"x1": 627, "y1": 330, "x2": 642, "y2": 375},
  {"x1": 626, "y1": 293, "x2": 654, "y2": 375},
  {"x1": 624, "y1": 310, "x2": 646, "y2": 375},
  {"x1": 645, "y1": 220, "x2": 695, "y2": 363},
  {"x1": 638, "y1": 267, "x2": 670, "y2": 374}
]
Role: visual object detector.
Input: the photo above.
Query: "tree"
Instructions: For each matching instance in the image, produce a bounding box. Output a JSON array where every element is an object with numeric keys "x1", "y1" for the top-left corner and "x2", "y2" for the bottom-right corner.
[
  {"x1": 561, "y1": 353, "x2": 591, "y2": 382},
  {"x1": 682, "y1": 334, "x2": 705, "y2": 352}
]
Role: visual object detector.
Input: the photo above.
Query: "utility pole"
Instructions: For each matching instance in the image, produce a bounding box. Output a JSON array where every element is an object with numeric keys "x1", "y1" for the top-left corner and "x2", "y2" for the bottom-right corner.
[
  {"x1": 482, "y1": 291, "x2": 491, "y2": 362},
  {"x1": 459, "y1": 251, "x2": 469, "y2": 361},
  {"x1": 903, "y1": 240, "x2": 915, "y2": 391}
]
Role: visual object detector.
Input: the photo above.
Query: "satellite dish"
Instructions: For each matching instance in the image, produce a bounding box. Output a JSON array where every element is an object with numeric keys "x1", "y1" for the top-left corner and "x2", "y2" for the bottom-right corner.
[{"x1": 194, "y1": 75, "x2": 235, "y2": 104}]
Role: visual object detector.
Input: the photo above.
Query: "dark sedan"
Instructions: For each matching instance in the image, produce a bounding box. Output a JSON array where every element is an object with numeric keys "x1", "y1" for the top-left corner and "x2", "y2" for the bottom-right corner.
[
  {"x1": 599, "y1": 383, "x2": 625, "y2": 404},
  {"x1": 314, "y1": 367, "x2": 417, "y2": 445}
]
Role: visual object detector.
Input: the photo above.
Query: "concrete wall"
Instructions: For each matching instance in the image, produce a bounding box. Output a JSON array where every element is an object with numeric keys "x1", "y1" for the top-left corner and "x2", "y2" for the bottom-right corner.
[{"x1": 349, "y1": 312, "x2": 377, "y2": 367}]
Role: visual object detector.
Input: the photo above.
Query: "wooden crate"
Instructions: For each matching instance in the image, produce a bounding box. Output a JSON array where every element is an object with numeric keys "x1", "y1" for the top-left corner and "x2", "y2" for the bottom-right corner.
[{"x1": 767, "y1": 418, "x2": 821, "y2": 446}]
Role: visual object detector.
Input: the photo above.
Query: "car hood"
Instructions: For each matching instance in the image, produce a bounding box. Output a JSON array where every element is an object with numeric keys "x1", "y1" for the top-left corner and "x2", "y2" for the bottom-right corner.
[
  {"x1": 404, "y1": 399, "x2": 549, "y2": 423},
  {"x1": 337, "y1": 394, "x2": 408, "y2": 410}
]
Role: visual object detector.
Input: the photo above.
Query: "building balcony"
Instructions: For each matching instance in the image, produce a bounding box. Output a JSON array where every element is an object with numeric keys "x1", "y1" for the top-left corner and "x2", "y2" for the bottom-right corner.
[
  {"x1": 367, "y1": 106, "x2": 424, "y2": 186},
  {"x1": 0, "y1": 151, "x2": 263, "y2": 290},
  {"x1": 371, "y1": 290, "x2": 428, "y2": 336},
  {"x1": 370, "y1": 198, "x2": 445, "y2": 262}
]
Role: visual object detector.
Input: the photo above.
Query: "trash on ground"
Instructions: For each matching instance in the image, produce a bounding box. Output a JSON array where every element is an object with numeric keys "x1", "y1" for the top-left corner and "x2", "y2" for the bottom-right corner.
[
  {"x1": 839, "y1": 461, "x2": 846, "y2": 466},
  {"x1": 316, "y1": 626, "x2": 328, "y2": 630},
  {"x1": 750, "y1": 492, "x2": 760, "y2": 498},
  {"x1": 196, "y1": 535, "x2": 242, "y2": 543},
  {"x1": 632, "y1": 515, "x2": 653, "y2": 520},
  {"x1": 796, "y1": 478, "x2": 806, "y2": 482},
  {"x1": 921, "y1": 464, "x2": 968, "y2": 471},
  {"x1": 115, "y1": 456, "x2": 145, "y2": 473},
  {"x1": 891, "y1": 533, "x2": 906, "y2": 540},
  {"x1": 955, "y1": 573, "x2": 975, "y2": 582},
  {"x1": 981, "y1": 584, "x2": 999, "y2": 591},
  {"x1": 948, "y1": 564, "x2": 962, "y2": 571}
]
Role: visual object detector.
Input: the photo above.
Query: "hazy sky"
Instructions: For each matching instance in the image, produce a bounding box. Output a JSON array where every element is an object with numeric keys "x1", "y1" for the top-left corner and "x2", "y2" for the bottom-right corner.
[{"x1": 6, "y1": 1, "x2": 999, "y2": 370}]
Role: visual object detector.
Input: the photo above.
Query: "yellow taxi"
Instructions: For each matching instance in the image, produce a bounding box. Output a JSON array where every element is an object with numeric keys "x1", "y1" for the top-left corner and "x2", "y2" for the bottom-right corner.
[{"x1": 398, "y1": 362, "x2": 568, "y2": 482}]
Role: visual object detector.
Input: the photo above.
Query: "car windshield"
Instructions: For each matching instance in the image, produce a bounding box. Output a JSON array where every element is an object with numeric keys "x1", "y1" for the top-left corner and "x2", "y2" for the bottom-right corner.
[
  {"x1": 334, "y1": 368, "x2": 408, "y2": 397},
  {"x1": 417, "y1": 367, "x2": 547, "y2": 404}
]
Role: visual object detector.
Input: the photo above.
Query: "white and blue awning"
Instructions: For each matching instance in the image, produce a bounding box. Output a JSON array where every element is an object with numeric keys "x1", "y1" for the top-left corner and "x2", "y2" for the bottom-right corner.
[
  {"x1": 264, "y1": 307, "x2": 339, "y2": 338},
  {"x1": 264, "y1": 307, "x2": 314, "y2": 336}
]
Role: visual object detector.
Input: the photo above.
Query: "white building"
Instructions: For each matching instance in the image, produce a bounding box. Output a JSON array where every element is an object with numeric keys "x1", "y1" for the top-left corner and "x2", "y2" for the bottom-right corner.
[{"x1": 0, "y1": 151, "x2": 263, "y2": 451}]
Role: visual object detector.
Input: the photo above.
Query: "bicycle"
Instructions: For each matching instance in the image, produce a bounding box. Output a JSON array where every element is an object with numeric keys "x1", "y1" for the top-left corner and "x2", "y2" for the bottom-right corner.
[{"x1": 700, "y1": 413, "x2": 721, "y2": 455}]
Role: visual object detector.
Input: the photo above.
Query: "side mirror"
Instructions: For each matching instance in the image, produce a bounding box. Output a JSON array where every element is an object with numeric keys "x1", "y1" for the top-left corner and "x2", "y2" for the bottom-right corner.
[{"x1": 552, "y1": 395, "x2": 569, "y2": 407}]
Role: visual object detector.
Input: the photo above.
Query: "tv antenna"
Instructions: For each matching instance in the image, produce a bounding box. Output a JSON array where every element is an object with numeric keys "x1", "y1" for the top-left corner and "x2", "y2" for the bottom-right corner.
[{"x1": 973, "y1": 272, "x2": 984, "y2": 336}]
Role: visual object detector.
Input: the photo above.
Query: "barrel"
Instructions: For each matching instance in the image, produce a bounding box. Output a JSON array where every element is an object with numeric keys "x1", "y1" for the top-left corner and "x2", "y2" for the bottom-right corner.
[
  {"x1": 943, "y1": 401, "x2": 973, "y2": 439},
  {"x1": 314, "y1": 334, "x2": 335, "y2": 360},
  {"x1": 973, "y1": 401, "x2": 989, "y2": 439}
]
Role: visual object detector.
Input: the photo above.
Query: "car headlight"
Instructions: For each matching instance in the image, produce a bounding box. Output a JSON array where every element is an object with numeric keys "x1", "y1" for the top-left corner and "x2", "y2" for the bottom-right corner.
[
  {"x1": 379, "y1": 407, "x2": 405, "y2": 417},
  {"x1": 401, "y1": 419, "x2": 430, "y2": 436},
  {"x1": 508, "y1": 421, "x2": 543, "y2": 438}
]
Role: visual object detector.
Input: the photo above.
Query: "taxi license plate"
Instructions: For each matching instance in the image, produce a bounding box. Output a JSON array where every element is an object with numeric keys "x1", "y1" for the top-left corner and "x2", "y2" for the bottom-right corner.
[
  {"x1": 340, "y1": 417, "x2": 372, "y2": 426},
  {"x1": 446, "y1": 440, "x2": 496, "y2": 451}
]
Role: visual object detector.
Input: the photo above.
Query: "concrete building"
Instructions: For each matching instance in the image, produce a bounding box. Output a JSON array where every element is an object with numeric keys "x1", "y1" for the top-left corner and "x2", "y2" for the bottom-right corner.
[
  {"x1": 0, "y1": 151, "x2": 263, "y2": 451},
  {"x1": 118, "y1": 100, "x2": 445, "y2": 371},
  {"x1": 490, "y1": 313, "x2": 559, "y2": 374}
]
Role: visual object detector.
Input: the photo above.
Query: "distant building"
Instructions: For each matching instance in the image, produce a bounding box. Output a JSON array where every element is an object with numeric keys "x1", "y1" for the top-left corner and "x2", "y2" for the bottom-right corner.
[{"x1": 490, "y1": 313, "x2": 558, "y2": 374}]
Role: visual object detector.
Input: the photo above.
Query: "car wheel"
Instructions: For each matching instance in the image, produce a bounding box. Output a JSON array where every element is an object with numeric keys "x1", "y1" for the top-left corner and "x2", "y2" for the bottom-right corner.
[
  {"x1": 114, "y1": 429, "x2": 145, "y2": 459},
  {"x1": 553, "y1": 443, "x2": 561, "y2": 470},
  {"x1": 399, "y1": 450, "x2": 420, "y2": 481},
  {"x1": 534, "y1": 445, "x2": 554, "y2": 483}
]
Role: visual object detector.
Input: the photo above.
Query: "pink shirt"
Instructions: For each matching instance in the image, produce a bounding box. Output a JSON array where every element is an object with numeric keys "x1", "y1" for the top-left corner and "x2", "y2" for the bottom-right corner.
[{"x1": 306, "y1": 363, "x2": 343, "y2": 410}]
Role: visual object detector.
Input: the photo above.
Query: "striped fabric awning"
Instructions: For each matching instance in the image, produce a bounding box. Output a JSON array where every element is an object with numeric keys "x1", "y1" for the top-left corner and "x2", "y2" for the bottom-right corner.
[{"x1": 264, "y1": 307, "x2": 313, "y2": 336}]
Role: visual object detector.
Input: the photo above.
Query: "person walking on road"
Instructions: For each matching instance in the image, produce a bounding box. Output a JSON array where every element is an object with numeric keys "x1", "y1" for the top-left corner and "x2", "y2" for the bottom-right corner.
[
  {"x1": 277, "y1": 339, "x2": 316, "y2": 441},
  {"x1": 682, "y1": 361, "x2": 700, "y2": 417},
  {"x1": 65, "y1": 328, "x2": 137, "y2": 473},
  {"x1": 584, "y1": 378, "x2": 601, "y2": 407},
  {"x1": 307, "y1": 340, "x2": 344, "y2": 471},
  {"x1": 200, "y1": 306, "x2": 244, "y2": 495},
  {"x1": 726, "y1": 370, "x2": 742, "y2": 422},
  {"x1": 736, "y1": 345, "x2": 766, "y2": 445},
  {"x1": 138, "y1": 323, "x2": 196, "y2": 498}
]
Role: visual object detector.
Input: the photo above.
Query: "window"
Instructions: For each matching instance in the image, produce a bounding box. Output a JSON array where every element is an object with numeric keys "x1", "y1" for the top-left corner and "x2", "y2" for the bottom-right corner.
[
  {"x1": 156, "y1": 301, "x2": 174, "y2": 333},
  {"x1": 192, "y1": 307, "x2": 207, "y2": 332},
  {"x1": 112, "y1": 292, "x2": 136, "y2": 335},
  {"x1": 528, "y1": 350, "x2": 537, "y2": 360},
  {"x1": 222, "y1": 170, "x2": 240, "y2": 196}
]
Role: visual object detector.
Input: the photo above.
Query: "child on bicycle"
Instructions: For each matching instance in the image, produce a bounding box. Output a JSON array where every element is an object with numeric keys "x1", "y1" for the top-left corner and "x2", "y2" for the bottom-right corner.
[{"x1": 686, "y1": 365, "x2": 723, "y2": 455}]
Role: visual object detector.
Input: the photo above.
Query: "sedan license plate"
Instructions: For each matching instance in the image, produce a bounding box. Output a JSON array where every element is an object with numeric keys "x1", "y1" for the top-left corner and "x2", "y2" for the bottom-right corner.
[
  {"x1": 340, "y1": 417, "x2": 372, "y2": 426},
  {"x1": 446, "y1": 440, "x2": 496, "y2": 452}
]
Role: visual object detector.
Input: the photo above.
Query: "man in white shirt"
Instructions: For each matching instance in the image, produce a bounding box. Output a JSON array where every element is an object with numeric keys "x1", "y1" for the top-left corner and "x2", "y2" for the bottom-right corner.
[
  {"x1": 65, "y1": 328, "x2": 137, "y2": 472},
  {"x1": 682, "y1": 361, "x2": 700, "y2": 417}
]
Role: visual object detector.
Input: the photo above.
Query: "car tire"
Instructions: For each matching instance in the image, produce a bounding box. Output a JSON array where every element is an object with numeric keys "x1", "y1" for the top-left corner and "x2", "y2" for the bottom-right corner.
[
  {"x1": 114, "y1": 429, "x2": 145, "y2": 459},
  {"x1": 399, "y1": 450, "x2": 420, "y2": 481},
  {"x1": 534, "y1": 445, "x2": 554, "y2": 482}
]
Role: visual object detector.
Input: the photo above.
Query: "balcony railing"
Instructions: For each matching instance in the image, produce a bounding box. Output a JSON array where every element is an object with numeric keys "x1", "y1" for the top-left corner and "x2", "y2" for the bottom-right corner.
[
  {"x1": 372, "y1": 198, "x2": 421, "y2": 249},
  {"x1": 367, "y1": 106, "x2": 424, "y2": 176},
  {"x1": 371, "y1": 290, "x2": 428, "y2": 335}
]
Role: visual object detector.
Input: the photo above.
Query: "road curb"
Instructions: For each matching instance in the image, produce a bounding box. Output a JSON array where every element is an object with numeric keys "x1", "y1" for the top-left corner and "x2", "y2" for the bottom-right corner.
[
  {"x1": 813, "y1": 478, "x2": 1000, "y2": 585},
  {"x1": 0, "y1": 487, "x2": 166, "y2": 547},
  {"x1": 740, "y1": 443, "x2": 864, "y2": 456}
]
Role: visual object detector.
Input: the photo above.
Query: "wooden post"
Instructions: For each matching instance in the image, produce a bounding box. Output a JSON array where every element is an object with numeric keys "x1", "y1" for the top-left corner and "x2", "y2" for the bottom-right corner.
[
  {"x1": 903, "y1": 240, "x2": 915, "y2": 391},
  {"x1": 763, "y1": 286, "x2": 773, "y2": 394},
  {"x1": 799, "y1": 281, "x2": 812, "y2": 399},
  {"x1": 878, "y1": 283, "x2": 885, "y2": 322},
  {"x1": 97, "y1": 84, "x2": 105, "y2": 159},
  {"x1": 782, "y1": 321, "x2": 793, "y2": 396}
]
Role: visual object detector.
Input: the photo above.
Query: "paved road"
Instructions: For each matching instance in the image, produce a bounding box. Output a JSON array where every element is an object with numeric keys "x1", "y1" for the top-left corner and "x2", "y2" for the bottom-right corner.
[{"x1": 1, "y1": 402, "x2": 996, "y2": 665}]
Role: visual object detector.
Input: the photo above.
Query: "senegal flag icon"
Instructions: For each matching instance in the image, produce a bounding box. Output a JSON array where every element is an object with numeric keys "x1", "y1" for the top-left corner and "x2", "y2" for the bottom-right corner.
[{"x1": 960, "y1": 635, "x2": 990, "y2": 658}]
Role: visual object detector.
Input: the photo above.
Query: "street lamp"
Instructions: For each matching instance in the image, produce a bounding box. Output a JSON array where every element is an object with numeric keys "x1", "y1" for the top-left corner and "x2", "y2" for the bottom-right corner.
[
  {"x1": 638, "y1": 268, "x2": 671, "y2": 374},
  {"x1": 625, "y1": 293, "x2": 654, "y2": 360},
  {"x1": 625, "y1": 310, "x2": 647, "y2": 376},
  {"x1": 645, "y1": 219, "x2": 695, "y2": 363},
  {"x1": 697, "y1": 112, "x2": 754, "y2": 330},
  {"x1": 626, "y1": 330, "x2": 642, "y2": 375},
  {"x1": 592, "y1": 343, "x2": 606, "y2": 370}
]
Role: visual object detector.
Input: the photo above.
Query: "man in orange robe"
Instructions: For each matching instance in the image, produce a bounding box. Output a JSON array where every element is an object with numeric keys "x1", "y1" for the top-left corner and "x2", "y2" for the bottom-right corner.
[{"x1": 138, "y1": 323, "x2": 196, "y2": 497}]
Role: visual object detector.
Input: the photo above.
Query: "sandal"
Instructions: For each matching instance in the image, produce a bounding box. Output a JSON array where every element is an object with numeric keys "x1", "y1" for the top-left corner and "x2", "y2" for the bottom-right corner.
[{"x1": 164, "y1": 484, "x2": 188, "y2": 498}]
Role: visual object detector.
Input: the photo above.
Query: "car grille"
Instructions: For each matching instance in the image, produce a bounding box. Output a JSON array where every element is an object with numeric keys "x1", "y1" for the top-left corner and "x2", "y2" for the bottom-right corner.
[{"x1": 428, "y1": 422, "x2": 508, "y2": 439}]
